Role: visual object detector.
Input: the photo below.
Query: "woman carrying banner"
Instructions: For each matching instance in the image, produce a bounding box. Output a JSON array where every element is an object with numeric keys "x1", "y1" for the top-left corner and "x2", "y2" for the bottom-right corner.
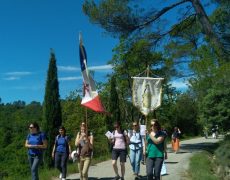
[
  {"x1": 145, "y1": 119, "x2": 165, "y2": 180},
  {"x1": 75, "y1": 123, "x2": 93, "y2": 180}
]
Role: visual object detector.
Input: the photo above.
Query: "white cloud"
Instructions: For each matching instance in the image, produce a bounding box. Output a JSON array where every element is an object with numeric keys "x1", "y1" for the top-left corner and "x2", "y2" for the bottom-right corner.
[
  {"x1": 12, "y1": 85, "x2": 43, "y2": 90},
  {"x1": 59, "y1": 76, "x2": 82, "y2": 81},
  {"x1": 5, "y1": 71, "x2": 32, "y2": 76},
  {"x1": 58, "y1": 66, "x2": 80, "y2": 72},
  {"x1": 2, "y1": 71, "x2": 33, "y2": 81},
  {"x1": 89, "y1": 64, "x2": 113, "y2": 71},
  {"x1": 58, "y1": 64, "x2": 113, "y2": 72},
  {"x1": 3, "y1": 76, "x2": 20, "y2": 80}
]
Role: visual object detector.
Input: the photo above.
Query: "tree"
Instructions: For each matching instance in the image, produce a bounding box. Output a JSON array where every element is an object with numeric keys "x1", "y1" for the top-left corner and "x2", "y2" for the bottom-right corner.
[
  {"x1": 43, "y1": 49, "x2": 62, "y2": 167},
  {"x1": 83, "y1": 0, "x2": 229, "y2": 64},
  {"x1": 107, "y1": 75, "x2": 120, "y2": 129}
]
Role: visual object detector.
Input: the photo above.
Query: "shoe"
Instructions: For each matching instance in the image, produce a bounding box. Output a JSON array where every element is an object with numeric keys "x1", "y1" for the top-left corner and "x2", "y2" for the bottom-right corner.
[
  {"x1": 59, "y1": 173, "x2": 62, "y2": 178},
  {"x1": 113, "y1": 175, "x2": 120, "y2": 180},
  {"x1": 120, "y1": 178, "x2": 124, "y2": 180},
  {"x1": 61, "y1": 178, "x2": 66, "y2": 180}
]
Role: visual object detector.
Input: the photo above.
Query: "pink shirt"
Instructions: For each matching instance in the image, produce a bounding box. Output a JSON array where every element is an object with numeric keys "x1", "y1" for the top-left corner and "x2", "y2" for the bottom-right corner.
[{"x1": 113, "y1": 130, "x2": 127, "y2": 149}]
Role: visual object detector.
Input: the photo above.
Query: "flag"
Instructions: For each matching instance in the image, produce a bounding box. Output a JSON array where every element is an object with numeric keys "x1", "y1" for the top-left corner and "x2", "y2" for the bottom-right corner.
[
  {"x1": 132, "y1": 77, "x2": 163, "y2": 116},
  {"x1": 79, "y1": 35, "x2": 106, "y2": 112}
]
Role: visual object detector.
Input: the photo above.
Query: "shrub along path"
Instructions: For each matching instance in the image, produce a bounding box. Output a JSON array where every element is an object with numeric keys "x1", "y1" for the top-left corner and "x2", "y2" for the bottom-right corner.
[{"x1": 65, "y1": 136, "x2": 221, "y2": 180}]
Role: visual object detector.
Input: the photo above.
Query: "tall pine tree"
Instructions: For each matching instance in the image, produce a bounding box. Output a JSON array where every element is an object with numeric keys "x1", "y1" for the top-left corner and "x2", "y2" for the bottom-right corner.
[{"x1": 43, "y1": 49, "x2": 62, "y2": 167}]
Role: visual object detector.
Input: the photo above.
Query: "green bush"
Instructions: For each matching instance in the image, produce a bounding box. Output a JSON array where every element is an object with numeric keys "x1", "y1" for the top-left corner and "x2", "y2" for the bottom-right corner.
[{"x1": 215, "y1": 135, "x2": 230, "y2": 178}]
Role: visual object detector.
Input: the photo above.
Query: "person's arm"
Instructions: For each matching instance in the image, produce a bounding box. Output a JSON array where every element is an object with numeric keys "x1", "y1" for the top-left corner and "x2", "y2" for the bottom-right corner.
[
  {"x1": 36, "y1": 139, "x2": 47, "y2": 149},
  {"x1": 52, "y1": 143, "x2": 56, "y2": 158},
  {"x1": 68, "y1": 141, "x2": 72, "y2": 157},
  {"x1": 75, "y1": 132, "x2": 80, "y2": 147},
  {"x1": 25, "y1": 140, "x2": 30, "y2": 148},
  {"x1": 125, "y1": 134, "x2": 130, "y2": 145},
  {"x1": 149, "y1": 132, "x2": 164, "y2": 144},
  {"x1": 25, "y1": 139, "x2": 47, "y2": 149},
  {"x1": 164, "y1": 139, "x2": 168, "y2": 159}
]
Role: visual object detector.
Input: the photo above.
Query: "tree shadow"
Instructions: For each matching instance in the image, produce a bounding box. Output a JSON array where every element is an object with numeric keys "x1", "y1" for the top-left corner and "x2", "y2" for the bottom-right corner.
[
  {"x1": 165, "y1": 161, "x2": 178, "y2": 164},
  {"x1": 180, "y1": 142, "x2": 219, "y2": 153}
]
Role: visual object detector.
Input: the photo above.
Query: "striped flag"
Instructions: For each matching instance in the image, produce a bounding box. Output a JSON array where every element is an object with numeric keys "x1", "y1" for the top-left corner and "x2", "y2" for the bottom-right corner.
[{"x1": 79, "y1": 35, "x2": 106, "y2": 112}]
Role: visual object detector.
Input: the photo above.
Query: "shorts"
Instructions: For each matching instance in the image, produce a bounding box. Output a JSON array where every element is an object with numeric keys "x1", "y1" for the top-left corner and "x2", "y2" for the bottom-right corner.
[{"x1": 112, "y1": 149, "x2": 127, "y2": 162}]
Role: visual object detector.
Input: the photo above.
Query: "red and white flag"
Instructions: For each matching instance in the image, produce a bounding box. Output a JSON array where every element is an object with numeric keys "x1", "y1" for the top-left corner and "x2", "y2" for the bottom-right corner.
[{"x1": 79, "y1": 35, "x2": 106, "y2": 112}]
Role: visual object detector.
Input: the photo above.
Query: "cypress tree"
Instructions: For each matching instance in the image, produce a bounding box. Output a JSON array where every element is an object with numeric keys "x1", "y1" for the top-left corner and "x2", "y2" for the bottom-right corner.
[
  {"x1": 108, "y1": 75, "x2": 120, "y2": 130},
  {"x1": 43, "y1": 49, "x2": 62, "y2": 167}
]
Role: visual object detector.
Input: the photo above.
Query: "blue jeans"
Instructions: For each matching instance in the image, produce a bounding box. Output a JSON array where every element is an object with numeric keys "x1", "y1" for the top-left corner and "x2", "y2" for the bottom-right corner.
[
  {"x1": 130, "y1": 149, "x2": 142, "y2": 174},
  {"x1": 55, "y1": 152, "x2": 68, "y2": 178},
  {"x1": 28, "y1": 154, "x2": 43, "y2": 180}
]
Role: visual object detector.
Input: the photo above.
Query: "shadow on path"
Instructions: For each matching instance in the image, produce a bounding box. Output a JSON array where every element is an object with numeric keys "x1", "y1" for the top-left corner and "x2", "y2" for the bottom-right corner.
[{"x1": 180, "y1": 142, "x2": 219, "y2": 153}]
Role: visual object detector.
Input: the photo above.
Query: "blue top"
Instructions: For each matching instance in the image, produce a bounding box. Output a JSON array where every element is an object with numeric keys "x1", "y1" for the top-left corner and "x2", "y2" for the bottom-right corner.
[
  {"x1": 56, "y1": 135, "x2": 70, "y2": 153},
  {"x1": 27, "y1": 132, "x2": 46, "y2": 155}
]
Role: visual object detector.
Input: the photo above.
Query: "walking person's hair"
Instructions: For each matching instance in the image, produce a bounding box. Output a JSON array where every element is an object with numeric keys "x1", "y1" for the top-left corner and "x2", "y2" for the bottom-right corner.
[
  {"x1": 151, "y1": 119, "x2": 161, "y2": 131},
  {"x1": 59, "y1": 126, "x2": 66, "y2": 136},
  {"x1": 30, "y1": 122, "x2": 40, "y2": 131}
]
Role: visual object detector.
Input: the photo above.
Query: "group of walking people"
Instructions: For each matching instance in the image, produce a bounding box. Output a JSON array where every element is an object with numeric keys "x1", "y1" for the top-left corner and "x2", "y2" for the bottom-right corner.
[
  {"x1": 25, "y1": 122, "x2": 93, "y2": 180},
  {"x1": 25, "y1": 120, "x2": 181, "y2": 180},
  {"x1": 108, "y1": 120, "x2": 181, "y2": 180}
]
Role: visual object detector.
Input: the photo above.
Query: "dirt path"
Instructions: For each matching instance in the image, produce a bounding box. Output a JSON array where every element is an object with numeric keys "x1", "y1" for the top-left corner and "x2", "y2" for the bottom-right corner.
[{"x1": 65, "y1": 136, "x2": 221, "y2": 180}]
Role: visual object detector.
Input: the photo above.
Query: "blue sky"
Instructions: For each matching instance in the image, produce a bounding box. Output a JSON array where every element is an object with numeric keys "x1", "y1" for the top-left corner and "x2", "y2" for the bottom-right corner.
[
  {"x1": 0, "y1": 1, "x2": 216, "y2": 104},
  {"x1": 0, "y1": 0, "x2": 118, "y2": 103}
]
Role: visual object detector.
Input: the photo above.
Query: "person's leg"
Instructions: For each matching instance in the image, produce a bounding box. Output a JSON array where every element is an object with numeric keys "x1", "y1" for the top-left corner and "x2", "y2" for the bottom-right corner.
[
  {"x1": 82, "y1": 157, "x2": 91, "y2": 180},
  {"x1": 175, "y1": 139, "x2": 179, "y2": 153},
  {"x1": 120, "y1": 149, "x2": 127, "y2": 179},
  {"x1": 60, "y1": 153, "x2": 68, "y2": 178},
  {"x1": 120, "y1": 162, "x2": 125, "y2": 179},
  {"x1": 28, "y1": 155, "x2": 34, "y2": 179},
  {"x1": 55, "y1": 152, "x2": 62, "y2": 173},
  {"x1": 153, "y1": 157, "x2": 164, "y2": 180},
  {"x1": 31, "y1": 155, "x2": 42, "y2": 180},
  {"x1": 135, "y1": 149, "x2": 142, "y2": 175},
  {"x1": 112, "y1": 149, "x2": 120, "y2": 178},
  {"x1": 78, "y1": 157, "x2": 84, "y2": 180},
  {"x1": 112, "y1": 160, "x2": 119, "y2": 176},
  {"x1": 171, "y1": 139, "x2": 175, "y2": 152},
  {"x1": 129, "y1": 149, "x2": 135, "y2": 173},
  {"x1": 146, "y1": 157, "x2": 154, "y2": 180}
]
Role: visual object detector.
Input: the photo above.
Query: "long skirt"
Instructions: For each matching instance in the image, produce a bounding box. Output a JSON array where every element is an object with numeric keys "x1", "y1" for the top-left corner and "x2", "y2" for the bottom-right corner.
[{"x1": 171, "y1": 138, "x2": 180, "y2": 152}]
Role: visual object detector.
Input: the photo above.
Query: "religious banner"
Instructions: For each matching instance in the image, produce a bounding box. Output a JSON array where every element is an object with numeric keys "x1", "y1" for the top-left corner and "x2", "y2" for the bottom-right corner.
[{"x1": 132, "y1": 77, "x2": 163, "y2": 116}]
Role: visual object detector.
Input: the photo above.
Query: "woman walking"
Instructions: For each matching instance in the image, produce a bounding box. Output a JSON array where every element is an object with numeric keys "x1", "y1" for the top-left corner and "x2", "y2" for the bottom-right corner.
[
  {"x1": 128, "y1": 121, "x2": 143, "y2": 179},
  {"x1": 171, "y1": 127, "x2": 181, "y2": 153},
  {"x1": 108, "y1": 121, "x2": 129, "y2": 180},
  {"x1": 25, "y1": 122, "x2": 47, "y2": 180},
  {"x1": 75, "y1": 123, "x2": 93, "y2": 180},
  {"x1": 145, "y1": 119, "x2": 165, "y2": 180},
  {"x1": 52, "y1": 126, "x2": 71, "y2": 180}
]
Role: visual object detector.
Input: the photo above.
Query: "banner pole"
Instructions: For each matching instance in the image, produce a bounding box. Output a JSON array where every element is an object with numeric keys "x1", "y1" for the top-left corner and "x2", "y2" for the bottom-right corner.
[{"x1": 85, "y1": 108, "x2": 88, "y2": 135}]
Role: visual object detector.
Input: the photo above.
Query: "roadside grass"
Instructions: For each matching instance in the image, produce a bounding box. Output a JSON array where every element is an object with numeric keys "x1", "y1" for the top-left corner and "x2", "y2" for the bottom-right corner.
[{"x1": 187, "y1": 151, "x2": 219, "y2": 180}]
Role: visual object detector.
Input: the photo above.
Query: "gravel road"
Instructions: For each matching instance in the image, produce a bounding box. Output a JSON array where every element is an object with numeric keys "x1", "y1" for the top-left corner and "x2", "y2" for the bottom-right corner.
[{"x1": 64, "y1": 136, "x2": 221, "y2": 180}]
